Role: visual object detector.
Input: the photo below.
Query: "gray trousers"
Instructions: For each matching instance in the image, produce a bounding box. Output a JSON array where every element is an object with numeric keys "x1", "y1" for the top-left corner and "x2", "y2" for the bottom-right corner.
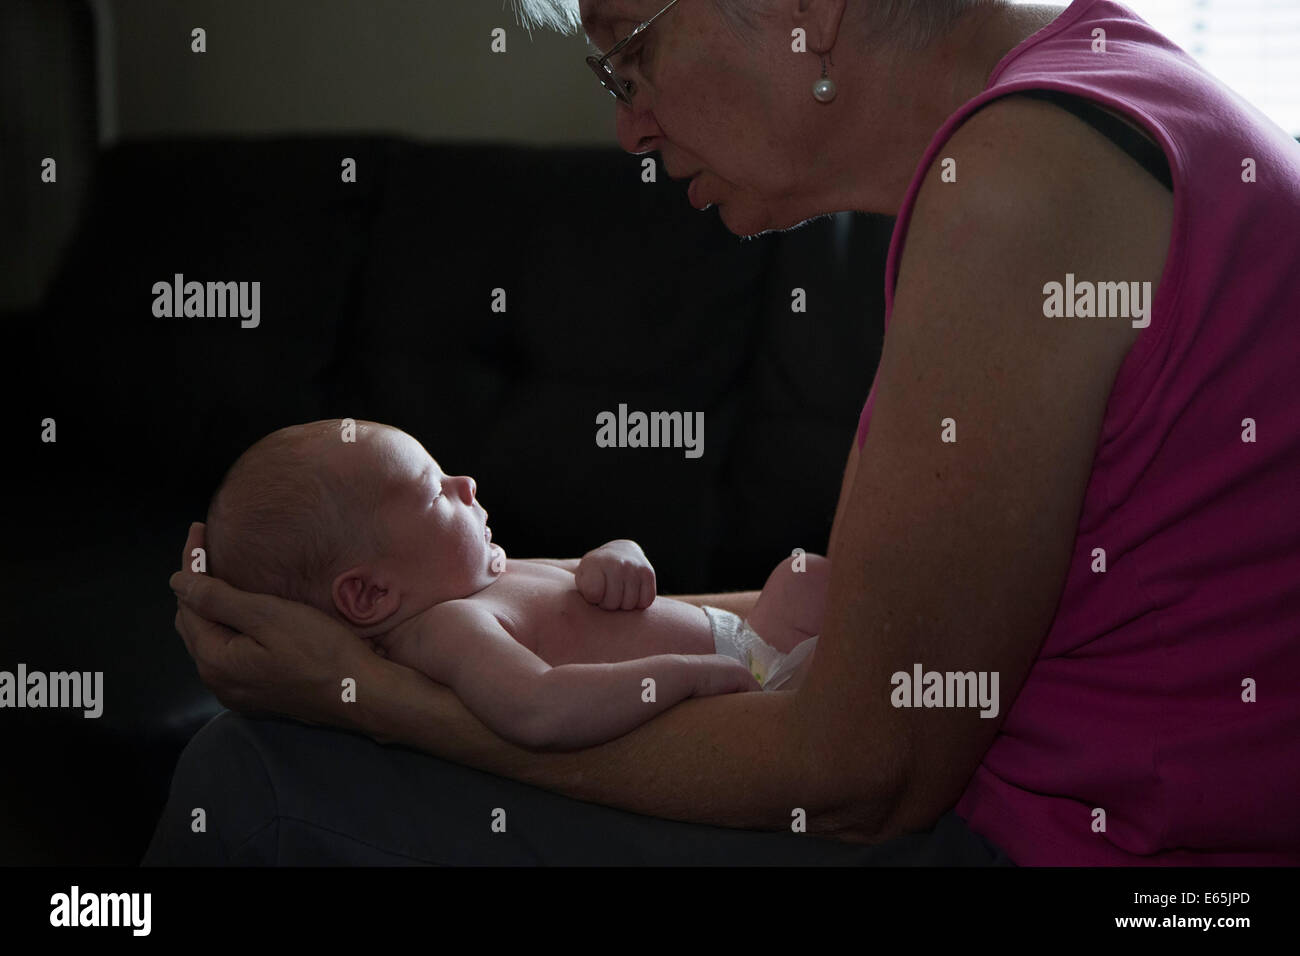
[{"x1": 142, "y1": 711, "x2": 1012, "y2": 866}]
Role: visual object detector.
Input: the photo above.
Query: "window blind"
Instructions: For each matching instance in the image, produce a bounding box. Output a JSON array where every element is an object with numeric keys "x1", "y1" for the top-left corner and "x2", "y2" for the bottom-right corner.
[{"x1": 1013, "y1": 0, "x2": 1300, "y2": 136}]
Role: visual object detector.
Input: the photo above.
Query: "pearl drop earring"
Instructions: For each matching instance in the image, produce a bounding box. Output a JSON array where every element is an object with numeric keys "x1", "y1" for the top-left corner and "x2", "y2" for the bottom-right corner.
[{"x1": 813, "y1": 54, "x2": 837, "y2": 103}]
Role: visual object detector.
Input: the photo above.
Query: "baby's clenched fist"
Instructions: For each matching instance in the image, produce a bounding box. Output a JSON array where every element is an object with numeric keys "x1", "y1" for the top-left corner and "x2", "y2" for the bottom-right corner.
[{"x1": 575, "y1": 539, "x2": 657, "y2": 610}]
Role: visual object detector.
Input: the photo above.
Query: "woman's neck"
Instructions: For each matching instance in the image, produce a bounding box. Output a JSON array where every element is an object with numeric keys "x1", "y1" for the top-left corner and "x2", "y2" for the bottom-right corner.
[{"x1": 834, "y1": 2, "x2": 1069, "y2": 216}]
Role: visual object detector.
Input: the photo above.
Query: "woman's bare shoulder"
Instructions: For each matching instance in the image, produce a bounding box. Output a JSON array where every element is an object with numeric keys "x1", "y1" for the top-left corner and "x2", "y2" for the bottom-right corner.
[
  {"x1": 898, "y1": 91, "x2": 1174, "y2": 358},
  {"x1": 919, "y1": 92, "x2": 1173, "y2": 232}
]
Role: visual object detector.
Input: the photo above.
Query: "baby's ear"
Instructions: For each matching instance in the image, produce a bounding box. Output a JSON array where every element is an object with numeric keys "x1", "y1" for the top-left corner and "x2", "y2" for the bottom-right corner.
[{"x1": 331, "y1": 567, "x2": 398, "y2": 627}]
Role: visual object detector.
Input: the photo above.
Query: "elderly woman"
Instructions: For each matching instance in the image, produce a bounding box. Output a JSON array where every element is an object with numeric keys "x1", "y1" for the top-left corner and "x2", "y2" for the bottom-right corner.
[{"x1": 156, "y1": 0, "x2": 1300, "y2": 865}]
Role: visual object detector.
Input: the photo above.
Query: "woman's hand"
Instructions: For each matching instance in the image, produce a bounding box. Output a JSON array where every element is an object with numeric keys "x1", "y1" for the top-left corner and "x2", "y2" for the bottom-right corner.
[{"x1": 169, "y1": 521, "x2": 375, "y2": 732}]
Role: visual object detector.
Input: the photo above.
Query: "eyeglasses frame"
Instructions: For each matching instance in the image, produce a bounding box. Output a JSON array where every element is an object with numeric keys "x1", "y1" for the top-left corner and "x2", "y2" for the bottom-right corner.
[{"x1": 585, "y1": 0, "x2": 682, "y2": 104}]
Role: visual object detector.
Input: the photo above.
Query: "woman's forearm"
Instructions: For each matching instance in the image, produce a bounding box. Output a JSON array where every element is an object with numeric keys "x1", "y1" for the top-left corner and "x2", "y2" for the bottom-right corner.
[
  {"x1": 667, "y1": 590, "x2": 761, "y2": 617},
  {"x1": 353, "y1": 652, "x2": 876, "y2": 839}
]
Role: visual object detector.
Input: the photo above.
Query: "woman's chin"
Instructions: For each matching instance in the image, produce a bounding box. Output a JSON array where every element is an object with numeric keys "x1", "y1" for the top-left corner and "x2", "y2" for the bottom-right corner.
[{"x1": 717, "y1": 201, "x2": 774, "y2": 239}]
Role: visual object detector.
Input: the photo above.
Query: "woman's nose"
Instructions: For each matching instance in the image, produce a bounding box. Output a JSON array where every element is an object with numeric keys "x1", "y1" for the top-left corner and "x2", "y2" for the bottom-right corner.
[{"x1": 615, "y1": 100, "x2": 663, "y2": 155}]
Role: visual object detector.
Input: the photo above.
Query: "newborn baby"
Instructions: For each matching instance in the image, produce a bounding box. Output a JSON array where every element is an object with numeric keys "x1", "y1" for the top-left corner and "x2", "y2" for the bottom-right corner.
[{"x1": 205, "y1": 419, "x2": 825, "y2": 750}]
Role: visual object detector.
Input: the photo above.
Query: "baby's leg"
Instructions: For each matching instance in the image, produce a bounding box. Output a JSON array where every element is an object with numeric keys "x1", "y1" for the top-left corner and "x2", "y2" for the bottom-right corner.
[{"x1": 747, "y1": 553, "x2": 830, "y2": 653}]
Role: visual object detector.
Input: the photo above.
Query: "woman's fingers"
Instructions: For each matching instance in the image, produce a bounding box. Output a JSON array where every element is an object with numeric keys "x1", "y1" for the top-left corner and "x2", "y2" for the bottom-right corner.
[
  {"x1": 165, "y1": 520, "x2": 372, "y2": 723},
  {"x1": 176, "y1": 603, "x2": 248, "y2": 695},
  {"x1": 173, "y1": 521, "x2": 210, "y2": 659},
  {"x1": 174, "y1": 605, "x2": 195, "y2": 659},
  {"x1": 171, "y1": 571, "x2": 276, "y2": 640},
  {"x1": 175, "y1": 601, "x2": 249, "y2": 709},
  {"x1": 180, "y1": 521, "x2": 207, "y2": 572},
  {"x1": 176, "y1": 600, "x2": 238, "y2": 658}
]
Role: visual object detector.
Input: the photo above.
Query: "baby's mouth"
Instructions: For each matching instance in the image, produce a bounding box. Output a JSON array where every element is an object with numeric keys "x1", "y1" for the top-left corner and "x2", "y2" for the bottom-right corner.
[{"x1": 484, "y1": 525, "x2": 492, "y2": 543}]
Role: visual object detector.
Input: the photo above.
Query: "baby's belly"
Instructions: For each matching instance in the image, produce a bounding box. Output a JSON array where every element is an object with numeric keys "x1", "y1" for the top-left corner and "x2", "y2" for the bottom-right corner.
[{"x1": 533, "y1": 593, "x2": 716, "y2": 666}]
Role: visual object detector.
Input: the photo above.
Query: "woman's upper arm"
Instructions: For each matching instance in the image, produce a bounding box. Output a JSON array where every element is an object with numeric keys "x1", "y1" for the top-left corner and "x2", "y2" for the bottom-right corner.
[
  {"x1": 798, "y1": 95, "x2": 1174, "y2": 836},
  {"x1": 827, "y1": 438, "x2": 860, "y2": 558}
]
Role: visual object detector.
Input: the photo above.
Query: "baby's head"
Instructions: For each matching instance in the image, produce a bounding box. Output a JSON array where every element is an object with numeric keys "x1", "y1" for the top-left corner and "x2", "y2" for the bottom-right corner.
[{"x1": 205, "y1": 419, "x2": 502, "y2": 636}]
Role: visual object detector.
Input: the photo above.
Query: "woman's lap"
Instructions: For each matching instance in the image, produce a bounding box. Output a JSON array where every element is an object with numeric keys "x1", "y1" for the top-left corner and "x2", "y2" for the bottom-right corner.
[{"x1": 142, "y1": 711, "x2": 1012, "y2": 866}]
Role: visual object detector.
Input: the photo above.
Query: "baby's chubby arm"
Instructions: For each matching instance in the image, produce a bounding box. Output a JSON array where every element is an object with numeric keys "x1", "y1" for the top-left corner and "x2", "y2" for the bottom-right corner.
[{"x1": 385, "y1": 601, "x2": 758, "y2": 751}]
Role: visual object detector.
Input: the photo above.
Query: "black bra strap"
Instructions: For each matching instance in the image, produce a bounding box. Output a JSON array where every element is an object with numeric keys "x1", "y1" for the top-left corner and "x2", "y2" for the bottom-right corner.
[{"x1": 1014, "y1": 88, "x2": 1173, "y2": 192}]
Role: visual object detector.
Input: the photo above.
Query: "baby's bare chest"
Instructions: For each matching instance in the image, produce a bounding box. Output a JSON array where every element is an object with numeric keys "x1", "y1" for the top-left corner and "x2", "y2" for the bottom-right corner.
[{"x1": 473, "y1": 564, "x2": 715, "y2": 665}]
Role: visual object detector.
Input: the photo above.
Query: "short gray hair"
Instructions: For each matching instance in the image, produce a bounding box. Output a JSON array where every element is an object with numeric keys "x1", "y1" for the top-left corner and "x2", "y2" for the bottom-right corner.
[
  {"x1": 508, "y1": 1, "x2": 993, "y2": 50},
  {"x1": 508, "y1": 0, "x2": 583, "y2": 34}
]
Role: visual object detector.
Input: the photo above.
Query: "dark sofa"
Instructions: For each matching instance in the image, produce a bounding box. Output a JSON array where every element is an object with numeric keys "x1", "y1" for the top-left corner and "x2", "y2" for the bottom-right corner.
[{"x1": 2, "y1": 135, "x2": 890, "y2": 864}]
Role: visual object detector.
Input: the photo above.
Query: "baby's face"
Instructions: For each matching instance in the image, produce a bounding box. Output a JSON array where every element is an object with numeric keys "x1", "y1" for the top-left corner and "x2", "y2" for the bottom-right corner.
[{"x1": 347, "y1": 426, "x2": 504, "y2": 609}]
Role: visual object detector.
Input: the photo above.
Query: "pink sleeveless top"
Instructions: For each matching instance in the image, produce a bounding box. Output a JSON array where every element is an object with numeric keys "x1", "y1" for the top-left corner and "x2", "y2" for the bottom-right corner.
[{"x1": 856, "y1": 0, "x2": 1300, "y2": 864}]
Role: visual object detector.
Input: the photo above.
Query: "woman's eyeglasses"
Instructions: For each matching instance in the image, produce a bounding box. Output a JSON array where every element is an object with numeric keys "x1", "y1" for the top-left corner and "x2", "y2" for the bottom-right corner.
[{"x1": 585, "y1": 0, "x2": 681, "y2": 105}]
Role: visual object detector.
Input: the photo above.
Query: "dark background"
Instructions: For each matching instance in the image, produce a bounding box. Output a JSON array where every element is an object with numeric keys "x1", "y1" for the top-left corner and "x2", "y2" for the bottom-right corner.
[{"x1": 1, "y1": 3, "x2": 892, "y2": 864}]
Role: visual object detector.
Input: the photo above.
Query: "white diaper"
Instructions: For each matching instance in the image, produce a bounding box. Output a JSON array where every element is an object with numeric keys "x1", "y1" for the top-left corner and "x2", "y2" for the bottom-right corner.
[{"x1": 701, "y1": 606, "x2": 818, "y2": 692}]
